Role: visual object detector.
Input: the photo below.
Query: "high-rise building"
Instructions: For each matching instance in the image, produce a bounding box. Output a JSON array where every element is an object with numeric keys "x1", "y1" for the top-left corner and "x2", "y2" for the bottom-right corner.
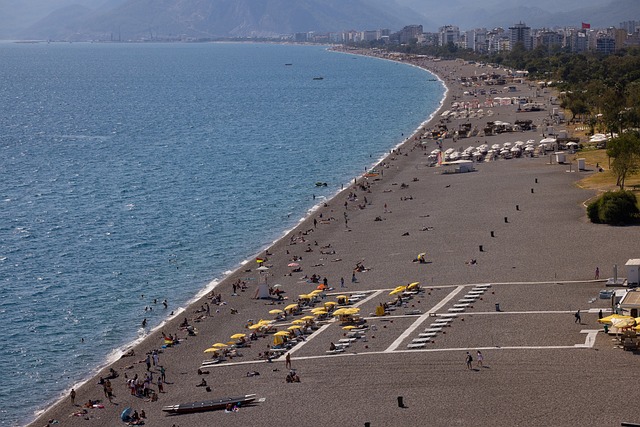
[
  {"x1": 509, "y1": 22, "x2": 533, "y2": 50},
  {"x1": 439, "y1": 25, "x2": 460, "y2": 47}
]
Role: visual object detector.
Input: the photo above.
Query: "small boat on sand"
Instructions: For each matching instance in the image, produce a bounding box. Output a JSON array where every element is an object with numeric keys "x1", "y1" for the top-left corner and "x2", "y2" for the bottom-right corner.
[{"x1": 162, "y1": 394, "x2": 257, "y2": 414}]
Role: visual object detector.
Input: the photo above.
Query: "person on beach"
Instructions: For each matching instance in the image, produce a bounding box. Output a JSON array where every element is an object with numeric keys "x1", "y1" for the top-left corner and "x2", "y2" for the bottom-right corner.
[
  {"x1": 145, "y1": 353, "x2": 151, "y2": 371},
  {"x1": 465, "y1": 352, "x2": 473, "y2": 370},
  {"x1": 595, "y1": 267, "x2": 600, "y2": 279},
  {"x1": 341, "y1": 277, "x2": 345, "y2": 288},
  {"x1": 574, "y1": 310, "x2": 581, "y2": 324},
  {"x1": 160, "y1": 365, "x2": 166, "y2": 382},
  {"x1": 352, "y1": 272, "x2": 357, "y2": 283},
  {"x1": 70, "y1": 388, "x2": 76, "y2": 405},
  {"x1": 285, "y1": 353, "x2": 292, "y2": 369},
  {"x1": 476, "y1": 351, "x2": 484, "y2": 368}
]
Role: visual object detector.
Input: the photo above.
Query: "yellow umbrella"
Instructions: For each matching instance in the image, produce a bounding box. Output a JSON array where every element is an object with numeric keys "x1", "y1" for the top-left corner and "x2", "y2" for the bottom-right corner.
[
  {"x1": 333, "y1": 308, "x2": 349, "y2": 316},
  {"x1": 612, "y1": 317, "x2": 636, "y2": 329},
  {"x1": 300, "y1": 315, "x2": 315, "y2": 321},
  {"x1": 298, "y1": 294, "x2": 311, "y2": 299},
  {"x1": 312, "y1": 310, "x2": 328, "y2": 316},
  {"x1": 324, "y1": 301, "x2": 337, "y2": 307},
  {"x1": 212, "y1": 343, "x2": 228, "y2": 348},
  {"x1": 204, "y1": 347, "x2": 219, "y2": 353},
  {"x1": 287, "y1": 325, "x2": 302, "y2": 330},
  {"x1": 269, "y1": 309, "x2": 284, "y2": 315},
  {"x1": 248, "y1": 323, "x2": 264, "y2": 330},
  {"x1": 342, "y1": 325, "x2": 356, "y2": 330},
  {"x1": 292, "y1": 319, "x2": 306, "y2": 324},
  {"x1": 230, "y1": 333, "x2": 246, "y2": 339},
  {"x1": 344, "y1": 307, "x2": 360, "y2": 315},
  {"x1": 284, "y1": 304, "x2": 299, "y2": 311},
  {"x1": 598, "y1": 314, "x2": 633, "y2": 325},
  {"x1": 274, "y1": 331, "x2": 290, "y2": 337},
  {"x1": 407, "y1": 282, "x2": 420, "y2": 290},
  {"x1": 311, "y1": 307, "x2": 327, "y2": 314},
  {"x1": 336, "y1": 295, "x2": 348, "y2": 299},
  {"x1": 389, "y1": 286, "x2": 407, "y2": 296},
  {"x1": 309, "y1": 289, "x2": 323, "y2": 295}
]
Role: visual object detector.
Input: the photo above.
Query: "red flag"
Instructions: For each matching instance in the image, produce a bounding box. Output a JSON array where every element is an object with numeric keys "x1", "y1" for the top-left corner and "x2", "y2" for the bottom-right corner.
[{"x1": 582, "y1": 22, "x2": 591, "y2": 29}]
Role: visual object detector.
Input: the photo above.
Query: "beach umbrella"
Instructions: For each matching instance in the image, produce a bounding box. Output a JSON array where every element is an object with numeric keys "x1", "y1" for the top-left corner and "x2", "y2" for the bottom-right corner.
[
  {"x1": 300, "y1": 315, "x2": 315, "y2": 321},
  {"x1": 343, "y1": 325, "x2": 357, "y2": 330},
  {"x1": 272, "y1": 284, "x2": 282, "y2": 288},
  {"x1": 333, "y1": 308, "x2": 350, "y2": 316},
  {"x1": 257, "y1": 265, "x2": 269, "y2": 271},
  {"x1": 121, "y1": 408, "x2": 133, "y2": 422},
  {"x1": 324, "y1": 301, "x2": 337, "y2": 307},
  {"x1": 598, "y1": 314, "x2": 633, "y2": 325},
  {"x1": 212, "y1": 342, "x2": 228, "y2": 348},
  {"x1": 230, "y1": 333, "x2": 246, "y2": 339},
  {"x1": 309, "y1": 289, "x2": 323, "y2": 295},
  {"x1": 284, "y1": 304, "x2": 299, "y2": 312},
  {"x1": 268, "y1": 309, "x2": 284, "y2": 315},
  {"x1": 274, "y1": 331, "x2": 290, "y2": 337},
  {"x1": 292, "y1": 319, "x2": 306, "y2": 325},
  {"x1": 611, "y1": 317, "x2": 635, "y2": 329},
  {"x1": 256, "y1": 258, "x2": 265, "y2": 263},
  {"x1": 389, "y1": 286, "x2": 407, "y2": 296},
  {"x1": 288, "y1": 325, "x2": 302, "y2": 330},
  {"x1": 344, "y1": 307, "x2": 360, "y2": 315},
  {"x1": 248, "y1": 323, "x2": 264, "y2": 330},
  {"x1": 311, "y1": 309, "x2": 328, "y2": 315},
  {"x1": 298, "y1": 294, "x2": 311, "y2": 300},
  {"x1": 204, "y1": 347, "x2": 220, "y2": 353},
  {"x1": 407, "y1": 282, "x2": 420, "y2": 290}
]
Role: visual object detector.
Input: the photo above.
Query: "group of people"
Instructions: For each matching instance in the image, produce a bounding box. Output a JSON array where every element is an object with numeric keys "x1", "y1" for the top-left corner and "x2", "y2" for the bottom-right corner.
[{"x1": 465, "y1": 351, "x2": 484, "y2": 370}]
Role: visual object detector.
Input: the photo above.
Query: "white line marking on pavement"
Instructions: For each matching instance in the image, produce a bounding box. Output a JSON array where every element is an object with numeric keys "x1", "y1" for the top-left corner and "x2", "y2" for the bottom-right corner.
[{"x1": 384, "y1": 285, "x2": 464, "y2": 352}]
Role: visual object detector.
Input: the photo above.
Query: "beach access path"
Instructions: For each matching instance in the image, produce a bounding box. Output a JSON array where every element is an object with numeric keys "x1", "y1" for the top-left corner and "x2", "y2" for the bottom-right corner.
[{"x1": 31, "y1": 55, "x2": 640, "y2": 427}]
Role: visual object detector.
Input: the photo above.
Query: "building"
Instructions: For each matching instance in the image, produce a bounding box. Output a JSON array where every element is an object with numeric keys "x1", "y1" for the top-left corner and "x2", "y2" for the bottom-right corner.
[
  {"x1": 509, "y1": 22, "x2": 533, "y2": 50},
  {"x1": 536, "y1": 30, "x2": 563, "y2": 50},
  {"x1": 619, "y1": 20, "x2": 639, "y2": 34},
  {"x1": 596, "y1": 32, "x2": 616, "y2": 54},
  {"x1": 439, "y1": 25, "x2": 460, "y2": 47},
  {"x1": 397, "y1": 25, "x2": 423, "y2": 44}
]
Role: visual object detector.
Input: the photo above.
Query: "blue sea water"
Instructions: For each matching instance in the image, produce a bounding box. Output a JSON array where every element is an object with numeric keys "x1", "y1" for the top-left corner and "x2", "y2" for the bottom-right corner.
[{"x1": 0, "y1": 42, "x2": 444, "y2": 426}]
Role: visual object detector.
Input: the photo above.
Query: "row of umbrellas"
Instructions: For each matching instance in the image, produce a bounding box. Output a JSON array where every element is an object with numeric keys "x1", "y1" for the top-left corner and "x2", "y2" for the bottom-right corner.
[{"x1": 598, "y1": 314, "x2": 640, "y2": 330}]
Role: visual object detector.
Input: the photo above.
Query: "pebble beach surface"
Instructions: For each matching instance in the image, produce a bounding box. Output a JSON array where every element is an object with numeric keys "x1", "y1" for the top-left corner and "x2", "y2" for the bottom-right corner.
[{"x1": 31, "y1": 55, "x2": 640, "y2": 427}]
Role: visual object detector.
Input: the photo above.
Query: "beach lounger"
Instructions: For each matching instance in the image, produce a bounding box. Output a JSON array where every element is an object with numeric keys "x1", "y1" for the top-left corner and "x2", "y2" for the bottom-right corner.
[
  {"x1": 453, "y1": 303, "x2": 470, "y2": 308},
  {"x1": 405, "y1": 309, "x2": 422, "y2": 315},
  {"x1": 459, "y1": 298, "x2": 476, "y2": 303},
  {"x1": 463, "y1": 294, "x2": 479, "y2": 299},
  {"x1": 411, "y1": 338, "x2": 431, "y2": 343},
  {"x1": 448, "y1": 307, "x2": 465, "y2": 313},
  {"x1": 338, "y1": 338, "x2": 356, "y2": 344},
  {"x1": 418, "y1": 332, "x2": 437, "y2": 338},
  {"x1": 326, "y1": 348, "x2": 345, "y2": 354},
  {"x1": 424, "y1": 327, "x2": 442, "y2": 332},
  {"x1": 440, "y1": 313, "x2": 459, "y2": 318},
  {"x1": 407, "y1": 343, "x2": 426, "y2": 349}
]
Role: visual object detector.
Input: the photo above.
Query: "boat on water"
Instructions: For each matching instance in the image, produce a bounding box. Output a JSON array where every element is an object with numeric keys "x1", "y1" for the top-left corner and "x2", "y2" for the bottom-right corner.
[
  {"x1": 312, "y1": 77, "x2": 324, "y2": 80},
  {"x1": 162, "y1": 394, "x2": 257, "y2": 414}
]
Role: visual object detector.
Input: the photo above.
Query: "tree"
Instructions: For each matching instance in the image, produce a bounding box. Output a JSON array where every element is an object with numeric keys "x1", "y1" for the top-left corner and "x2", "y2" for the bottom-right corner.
[
  {"x1": 587, "y1": 191, "x2": 639, "y2": 225},
  {"x1": 607, "y1": 131, "x2": 640, "y2": 189}
]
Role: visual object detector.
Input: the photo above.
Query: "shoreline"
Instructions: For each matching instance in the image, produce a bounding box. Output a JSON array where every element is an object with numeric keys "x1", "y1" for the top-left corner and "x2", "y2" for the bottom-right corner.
[
  {"x1": 30, "y1": 50, "x2": 640, "y2": 427},
  {"x1": 27, "y1": 48, "x2": 449, "y2": 427}
]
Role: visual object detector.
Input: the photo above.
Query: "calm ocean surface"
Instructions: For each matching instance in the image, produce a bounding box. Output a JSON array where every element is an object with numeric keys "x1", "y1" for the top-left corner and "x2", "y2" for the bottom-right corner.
[{"x1": 0, "y1": 42, "x2": 444, "y2": 425}]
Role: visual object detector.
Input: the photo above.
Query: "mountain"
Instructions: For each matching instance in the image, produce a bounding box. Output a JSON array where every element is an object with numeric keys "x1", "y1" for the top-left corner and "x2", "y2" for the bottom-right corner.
[
  {"x1": 401, "y1": 0, "x2": 640, "y2": 31},
  {"x1": 14, "y1": 0, "x2": 431, "y2": 41}
]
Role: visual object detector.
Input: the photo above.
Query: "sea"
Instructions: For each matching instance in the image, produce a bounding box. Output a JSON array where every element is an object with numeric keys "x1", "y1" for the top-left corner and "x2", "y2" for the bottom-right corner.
[{"x1": 0, "y1": 42, "x2": 444, "y2": 426}]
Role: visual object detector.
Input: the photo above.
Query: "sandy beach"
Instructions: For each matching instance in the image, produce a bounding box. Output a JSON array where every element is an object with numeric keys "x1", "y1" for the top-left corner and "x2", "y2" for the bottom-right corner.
[{"x1": 30, "y1": 52, "x2": 640, "y2": 427}]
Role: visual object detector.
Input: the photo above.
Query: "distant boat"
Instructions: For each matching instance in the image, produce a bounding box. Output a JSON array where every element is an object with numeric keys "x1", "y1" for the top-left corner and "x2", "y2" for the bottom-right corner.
[
  {"x1": 162, "y1": 394, "x2": 257, "y2": 414},
  {"x1": 285, "y1": 63, "x2": 292, "y2": 66},
  {"x1": 312, "y1": 77, "x2": 324, "y2": 80}
]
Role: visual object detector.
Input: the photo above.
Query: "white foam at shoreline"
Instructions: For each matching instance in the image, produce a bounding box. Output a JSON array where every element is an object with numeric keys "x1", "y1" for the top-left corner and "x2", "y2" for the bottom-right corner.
[{"x1": 29, "y1": 48, "x2": 450, "y2": 425}]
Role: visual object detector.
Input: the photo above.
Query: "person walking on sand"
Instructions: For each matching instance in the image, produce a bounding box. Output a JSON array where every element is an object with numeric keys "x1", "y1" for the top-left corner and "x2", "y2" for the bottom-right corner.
[
  {"x1": 340, "y1": 277, "x2": 345, "y2": 288},
  {"x1": 476, "y1": 351, "x2": 484, "y2": 368},
  {"x1": 575, "y1": 309, "x2": 581, "y2": 324},
  {"x1": 285, "y1": 353, "x2": 292, "y2": 369},
  {"x1": 465, "y1": 352, "x2": 473, "y2": 370},
  {"x1": 70, "y1": 388, "x2": 76, "y2": 405},
  {"x1": 595, "y1": 267, "x2": 600, "y2": 279},
  {"x1": 351, "y1": 272, "x2": 357, "y2": 283}
]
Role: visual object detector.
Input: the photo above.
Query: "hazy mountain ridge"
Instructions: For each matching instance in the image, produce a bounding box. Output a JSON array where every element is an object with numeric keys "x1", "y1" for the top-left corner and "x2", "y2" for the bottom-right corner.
[
  {"x1": 2, "y1": 0, "x2": 639, "y2": 41},
  {"x1": 15, "y1": 0, "x2": 428, "y2": 40}
]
